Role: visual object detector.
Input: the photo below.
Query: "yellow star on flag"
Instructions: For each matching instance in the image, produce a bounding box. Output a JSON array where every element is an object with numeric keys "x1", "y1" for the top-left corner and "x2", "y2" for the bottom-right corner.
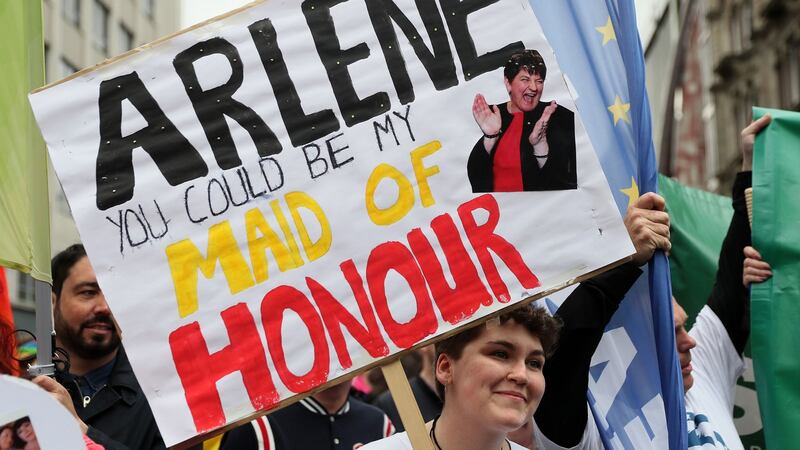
[
  {"x1": 620, "y1": 177, "x2": 639, "y2": 207},
  {"x1": 608, "y1": 96, "x2": 631, "y2": 125},
  {"x1": 596, "y1": 17, "x2": 616, "y2": 45}
]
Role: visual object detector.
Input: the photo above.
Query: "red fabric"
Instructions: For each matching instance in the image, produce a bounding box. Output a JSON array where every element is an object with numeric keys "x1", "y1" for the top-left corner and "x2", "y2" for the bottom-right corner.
[
  {"x1": 83, "y1": 434, "x2": 106, "y2": 450},
  {"x1": 492, "y1": 113, "x2": 524, "y2": 191},
  {"x1": 0, "y1": 268, "x2": 18, "y2": 376}
]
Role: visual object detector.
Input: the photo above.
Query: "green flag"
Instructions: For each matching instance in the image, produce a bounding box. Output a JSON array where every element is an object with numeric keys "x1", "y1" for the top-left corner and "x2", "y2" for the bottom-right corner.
[
  {"x1": 0, "y1": 1, "x2": 51, "y2": 282},
  {"x1": 751, "y1": 106, "x2": 800, "y2": 449}
]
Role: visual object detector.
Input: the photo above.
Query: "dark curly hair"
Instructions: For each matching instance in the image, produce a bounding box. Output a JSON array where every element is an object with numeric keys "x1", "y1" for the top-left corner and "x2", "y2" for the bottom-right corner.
[
  {"x1": 504, "y1": 49, "x2": 547, "y2": 82},
  {"x1": 434, "y1": 303, "x2": 561, "y2": 400}
]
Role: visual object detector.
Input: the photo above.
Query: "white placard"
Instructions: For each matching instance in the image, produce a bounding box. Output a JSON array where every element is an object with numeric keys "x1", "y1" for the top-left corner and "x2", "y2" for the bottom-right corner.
[{"x1": 30, "y1": 0, "x2": 633, "y2": 445}]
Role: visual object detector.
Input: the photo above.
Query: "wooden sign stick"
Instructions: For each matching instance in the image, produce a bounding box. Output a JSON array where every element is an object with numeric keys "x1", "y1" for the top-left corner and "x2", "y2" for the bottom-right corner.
[{"x1": 382, "y1": 359, "x2": 436, "y2": 450}]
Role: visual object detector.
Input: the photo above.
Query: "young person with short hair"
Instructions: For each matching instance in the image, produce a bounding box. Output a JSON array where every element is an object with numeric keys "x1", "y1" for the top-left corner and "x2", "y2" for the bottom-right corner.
[{"x1": 363, "y1": 305, "x2": 560, "y2": 450}]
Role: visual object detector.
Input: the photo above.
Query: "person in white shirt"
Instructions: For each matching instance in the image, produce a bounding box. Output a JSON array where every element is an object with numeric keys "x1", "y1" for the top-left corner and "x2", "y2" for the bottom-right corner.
[{"x1": 362, "y1": 305, "x2": 560, "y2": 450}]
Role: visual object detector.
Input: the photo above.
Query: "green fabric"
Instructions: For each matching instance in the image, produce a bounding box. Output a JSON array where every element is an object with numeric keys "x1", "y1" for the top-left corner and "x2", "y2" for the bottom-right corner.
[
  {"x1": 750, "y1": 107, "x2": 800, "y2": 449},
  {"x1": 0, "y1": 1, "x2": 51, "y2": 282},
  {"x1": 659, "y1": 174, "x2": 732, "y2": 326}
]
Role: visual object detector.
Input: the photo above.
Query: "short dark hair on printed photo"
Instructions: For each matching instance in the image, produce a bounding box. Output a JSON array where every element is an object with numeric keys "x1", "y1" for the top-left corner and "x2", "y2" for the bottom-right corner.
[{"x1": 504, "y1": 49, "x2": 547, "y2": 82}]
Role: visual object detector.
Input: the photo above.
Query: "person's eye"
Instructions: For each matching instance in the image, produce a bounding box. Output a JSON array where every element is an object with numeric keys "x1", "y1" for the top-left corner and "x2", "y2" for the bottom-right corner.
[
  {"x1": 80, "y1": 290, "x2": 97, "y2": 298},
  {"x1": 491, "y1": 350, "x2": 509, "y2": 359},
  {"x1": 526, "y1": 359, "x2": 543, "y2": 370}
]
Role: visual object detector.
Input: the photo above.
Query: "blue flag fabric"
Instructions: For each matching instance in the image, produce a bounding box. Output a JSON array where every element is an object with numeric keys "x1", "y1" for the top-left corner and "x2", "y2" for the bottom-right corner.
[{"x1": 530, "y1": 1, "x2": 686, "y2": 448}]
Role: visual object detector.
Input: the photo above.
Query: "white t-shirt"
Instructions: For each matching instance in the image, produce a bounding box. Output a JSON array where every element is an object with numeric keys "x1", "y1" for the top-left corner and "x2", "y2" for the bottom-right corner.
[
  {"x1": 533, "y1": 405, "x2": 603, "y2": 450},
  {"x1": 361, "y1": 431, "x2": 528, "y2": 450},
  {"x1": 684, "y1": 305, "x2": 745, "y2": 450}
]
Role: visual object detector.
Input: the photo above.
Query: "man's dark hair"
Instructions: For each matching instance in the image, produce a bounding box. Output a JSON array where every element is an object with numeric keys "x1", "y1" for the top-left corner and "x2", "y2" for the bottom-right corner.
[
  {"x1": 434, "y1": 303, "x2": 561, "y2": 400},
  {"x1": 504, "y1": 49, "x2": 547, "y2": 82},
  {"x1": 51, "y1": 244, "x2": 87, "y2": 300}
]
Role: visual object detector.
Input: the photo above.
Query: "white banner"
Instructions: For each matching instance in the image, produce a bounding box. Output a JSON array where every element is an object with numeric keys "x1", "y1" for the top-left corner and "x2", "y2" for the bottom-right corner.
[
  {"x1": 0, "y1": 376, "x2": 85, "y2": 450},
  {"x1": 30, "y1": 0, "x2": 632, "y2": 445}
]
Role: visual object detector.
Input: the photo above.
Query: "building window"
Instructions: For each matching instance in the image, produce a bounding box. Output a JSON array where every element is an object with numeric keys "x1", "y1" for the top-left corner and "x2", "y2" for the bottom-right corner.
[
  {"x1": 778, "y1": 42, "x2": 800, "y2": 109},
  {"x1": 729, "y1": 5, "x2": 742, "y2": 53},
  {"x1": 60, "y1": 57, "x2": 79, "y2": 78},
  {"x1": 119, "y1": 24, "x2": 134, "y2": 52},
  {"x1": 93, "y1": 0, "x2": 110, "y2": 53},
  {"x1": 740, "y1": 1, "x2": 752, "y2": 50},
  {"x1": 728, "y1": 2, "x2": 753, "y2": 53},
  {"x1": 16, "y1": 272, "x2": 34, "y2": 306},
  {"x1": 142, "y1": 0, "x2": 155, "y2": 19},
  {"x1": 62, "y1": 0, "x2": 80, "y2": 27}
]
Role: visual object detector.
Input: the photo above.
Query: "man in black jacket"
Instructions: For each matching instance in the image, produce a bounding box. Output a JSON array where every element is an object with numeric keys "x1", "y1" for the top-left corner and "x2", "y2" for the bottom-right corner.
[{"x1": 50, "y1": 244, "x2": 166, "y2": 450}]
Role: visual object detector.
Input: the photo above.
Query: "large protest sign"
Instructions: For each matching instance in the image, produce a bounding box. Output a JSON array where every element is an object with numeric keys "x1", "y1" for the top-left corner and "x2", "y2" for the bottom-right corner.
[{"x1": 30, "y1": 0, "x2": 633, "y2": 446}]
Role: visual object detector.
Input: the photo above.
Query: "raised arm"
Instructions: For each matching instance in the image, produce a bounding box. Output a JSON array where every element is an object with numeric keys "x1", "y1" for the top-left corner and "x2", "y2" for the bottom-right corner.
[
  {"x1": 706, "y1": 114, "x2": 770, "y2": 354},
  {"x1": 533, "y1": 193, "x2": 670, "y2": 447}
]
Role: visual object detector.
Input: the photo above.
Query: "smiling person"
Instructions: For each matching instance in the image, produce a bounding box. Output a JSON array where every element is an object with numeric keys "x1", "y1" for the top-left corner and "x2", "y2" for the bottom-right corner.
[
  {"x1": 12, "y1": 418, "x2": 39, "y2": 450},
  {"x1": 362, "y1": 305, "x2": 561, "y2": 450},
  {"x1": 361, "y1": 187, "x2": 672, "y2": 450},
  {"x1": 468, "y1": 49, "x2": 577, "y2": 193},
  {"x1": 49, "y1": 244, "x2": 166, "y2": 450}
]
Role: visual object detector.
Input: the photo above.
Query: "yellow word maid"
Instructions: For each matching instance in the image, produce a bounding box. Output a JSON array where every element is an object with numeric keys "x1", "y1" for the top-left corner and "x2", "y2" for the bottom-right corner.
[{"x1": 166, "y1": 191, "x2": 331, "y2": 317}]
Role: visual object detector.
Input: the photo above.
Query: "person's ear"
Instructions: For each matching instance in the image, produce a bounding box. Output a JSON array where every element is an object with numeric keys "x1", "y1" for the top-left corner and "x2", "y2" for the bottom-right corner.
[
  {"x1": 504, "y1": 77, "x2": 512, "y2": 93},
  {"x1": 435, "y1": 353, "x2": 454, "y2": 386}
]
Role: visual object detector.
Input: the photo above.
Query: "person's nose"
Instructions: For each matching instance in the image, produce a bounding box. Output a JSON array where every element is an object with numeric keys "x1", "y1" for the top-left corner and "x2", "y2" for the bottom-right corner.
[
  {"x1": 507, "y1": 359, "x2": 528, "y2": 385},
  {"x1": 685, "y1": 334, "x2": 697, "y2": 351},
  {"x1": 677, "y1": 330, "x2": 696, "y2": 352},
  {"x1": 93, "y1": 294, "x2": 112, "y2": 316}
]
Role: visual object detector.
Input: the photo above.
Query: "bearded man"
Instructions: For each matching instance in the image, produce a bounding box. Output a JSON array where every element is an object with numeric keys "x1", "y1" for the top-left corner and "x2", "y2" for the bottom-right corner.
[{"x1": 51, "y1": 244, "x2": 166, "y2": 450}]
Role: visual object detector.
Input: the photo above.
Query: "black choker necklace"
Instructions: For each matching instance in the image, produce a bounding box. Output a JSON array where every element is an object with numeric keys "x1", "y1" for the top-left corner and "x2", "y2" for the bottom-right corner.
[{"x1": 429, "y1": 416, "x2": 511, "y2": 450}]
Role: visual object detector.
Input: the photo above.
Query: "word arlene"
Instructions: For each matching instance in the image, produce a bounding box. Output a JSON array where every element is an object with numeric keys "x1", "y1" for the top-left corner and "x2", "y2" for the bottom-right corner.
[
  {"x1": 95, "y1": 0, "x2": 523, "y2": 210},
  {"x1": 169, "y1": 194, "x2": 540, "y2": 432}
]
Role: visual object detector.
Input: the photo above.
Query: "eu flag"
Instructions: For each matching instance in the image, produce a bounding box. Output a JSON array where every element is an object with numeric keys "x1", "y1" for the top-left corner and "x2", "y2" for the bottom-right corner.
[{"x1": 530, "y1": 1, "x2": 687, "y2": 448}]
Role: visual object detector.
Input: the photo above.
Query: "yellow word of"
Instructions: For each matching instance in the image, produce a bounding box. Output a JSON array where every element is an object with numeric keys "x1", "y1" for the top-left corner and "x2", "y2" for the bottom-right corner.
[{"x1": 365, "y1": 140, "x2": 442, "y2": 225}]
